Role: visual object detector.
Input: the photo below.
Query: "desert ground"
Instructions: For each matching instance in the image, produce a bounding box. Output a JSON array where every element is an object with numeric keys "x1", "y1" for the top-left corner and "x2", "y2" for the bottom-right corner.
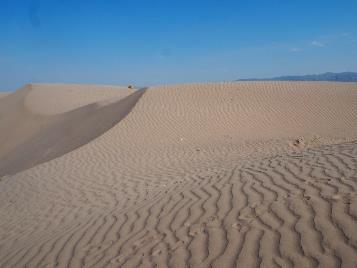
[{"x1": 0, "y1": 82, "x2": 356, "y2": 267}]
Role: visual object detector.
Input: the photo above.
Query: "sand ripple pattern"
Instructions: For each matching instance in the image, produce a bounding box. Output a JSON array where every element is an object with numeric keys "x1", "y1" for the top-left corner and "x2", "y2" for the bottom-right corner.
[
  {"x1": 1, "y1": 82, "x2": 357, "y2": 267},
  {"x1": 0, "y1": 141, "x2": 356, "y2": 267}
]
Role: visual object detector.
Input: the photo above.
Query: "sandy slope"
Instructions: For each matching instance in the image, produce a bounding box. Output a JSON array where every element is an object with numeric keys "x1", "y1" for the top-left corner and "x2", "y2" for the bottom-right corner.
[
  {"x1": 0, "y1": 82, "x2": 356, "y2": 267},
  {"x1": 0, "y1": 84, "x2": 134, "y2": 174},
  {"x1": 0, "y1": 92, "x2": 10, "y2": 99}
]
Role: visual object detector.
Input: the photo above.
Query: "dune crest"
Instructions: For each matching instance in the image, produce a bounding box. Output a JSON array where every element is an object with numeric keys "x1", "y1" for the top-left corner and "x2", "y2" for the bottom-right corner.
[
  {"x1": 0, "y1": 82, "x2": 356, "y2": 267},
  {"x1": 0, "y1": 84, "x2": 134, "y2": 159},
  {"x1": 0, "y1": 85, "x2": 145, "y2": 176},
  {"x1": 25, "y1": 83, "x2": 134, "y2": 115}
]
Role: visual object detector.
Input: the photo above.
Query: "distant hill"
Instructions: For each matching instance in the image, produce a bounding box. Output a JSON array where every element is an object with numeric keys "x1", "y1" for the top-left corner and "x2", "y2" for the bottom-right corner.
[{"x1": 237, "y1": 72, "x2": 357, "y2": 82}]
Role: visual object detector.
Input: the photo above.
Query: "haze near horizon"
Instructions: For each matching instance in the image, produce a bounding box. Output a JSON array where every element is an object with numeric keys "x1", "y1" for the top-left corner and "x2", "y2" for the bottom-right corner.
[{"x1": 1, "y1": 0, "x2": 357, "y2": 91}]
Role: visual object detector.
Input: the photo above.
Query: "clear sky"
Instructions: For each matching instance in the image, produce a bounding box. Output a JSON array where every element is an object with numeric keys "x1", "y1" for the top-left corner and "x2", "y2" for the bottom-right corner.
[{"x1": 1, "y1": 0, "x2": 357, "y2": 91}]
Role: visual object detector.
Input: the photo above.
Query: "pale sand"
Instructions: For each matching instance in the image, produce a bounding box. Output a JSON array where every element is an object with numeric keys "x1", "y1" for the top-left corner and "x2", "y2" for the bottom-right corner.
[
  {"x1": 0, "y1": 92, "x2": 10, "y2": 99},
  {"x1": 0, "y1": 82, "x2": 356, "y2": 267}
]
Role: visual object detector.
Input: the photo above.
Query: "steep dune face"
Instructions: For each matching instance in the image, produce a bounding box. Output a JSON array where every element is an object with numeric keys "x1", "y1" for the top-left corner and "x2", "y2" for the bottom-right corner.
[
  {"x1": 0, "y1": 82, "x2": 356, "y2": 267},
  {"x1": 0, "y1": 84, "x2": 136, "y2": 175},
  {"x1": 0, "y1": 89, "x2": 145, "y2": 176}
]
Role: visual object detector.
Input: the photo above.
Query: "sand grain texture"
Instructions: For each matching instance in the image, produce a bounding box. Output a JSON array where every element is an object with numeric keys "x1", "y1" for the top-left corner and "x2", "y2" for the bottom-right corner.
[{"x1": 0, "y1": 82, "x2": 356, "y2": 267}]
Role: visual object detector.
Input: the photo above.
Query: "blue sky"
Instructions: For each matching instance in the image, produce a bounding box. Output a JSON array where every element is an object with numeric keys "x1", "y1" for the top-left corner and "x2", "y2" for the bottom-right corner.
[{"x1": 1, "y1": 0, "x2": 357, "y2": 91}]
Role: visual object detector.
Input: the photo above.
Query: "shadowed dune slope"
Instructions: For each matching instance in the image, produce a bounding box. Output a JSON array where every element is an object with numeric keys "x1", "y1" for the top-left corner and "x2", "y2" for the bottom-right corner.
[
  {"x1": 0, "y1": 82, "x2": 356, "y2": 267},
  {"x1": 0, "y1": 89, "x2": 145, "y2": 176},
  {"x1": 0, "y1": 86, "x2": 50, "y2": 159},
  {"x1": 0, "y1": 84, "x2": 138, "y2": 176}
]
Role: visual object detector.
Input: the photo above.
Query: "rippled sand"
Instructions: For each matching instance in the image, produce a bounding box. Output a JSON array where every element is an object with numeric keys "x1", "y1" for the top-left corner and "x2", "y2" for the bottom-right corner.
[{"x1": 0, "y1": 82, "x2": 356, "y2": 267}]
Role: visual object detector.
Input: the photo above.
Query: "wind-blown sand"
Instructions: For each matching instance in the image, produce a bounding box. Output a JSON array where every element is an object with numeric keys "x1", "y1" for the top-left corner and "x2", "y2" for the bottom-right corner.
[{"x1": 0, "y1": 82, "x2": 356, "y2": 267}]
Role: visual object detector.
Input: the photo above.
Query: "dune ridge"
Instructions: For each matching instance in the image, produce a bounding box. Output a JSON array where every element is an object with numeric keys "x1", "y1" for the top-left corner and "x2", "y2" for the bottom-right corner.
[
  {"x1": 0, "y1": 84, "x2": 137, "y2": 175},
  {"x1": 0, "y1": 88, "x2": 145, "y2": 176},
  {"x1": 0, "y1": 82, "x2": 356, "y2": 267}
]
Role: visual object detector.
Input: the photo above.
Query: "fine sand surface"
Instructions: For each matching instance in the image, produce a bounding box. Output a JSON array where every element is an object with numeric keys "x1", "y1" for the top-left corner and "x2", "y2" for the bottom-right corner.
[
  {"x1": 0, "y1": 82, "x2": 356, "y2": 267},
  {"x1": 0, "y1": 92, "x2": 10, "y2": 99}
]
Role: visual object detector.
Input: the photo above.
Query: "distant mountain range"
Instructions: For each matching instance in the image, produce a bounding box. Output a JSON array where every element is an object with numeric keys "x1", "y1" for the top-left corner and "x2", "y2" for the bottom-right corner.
[{"x1": 236, "y1": 72, "x2": 357, "y2": 82}]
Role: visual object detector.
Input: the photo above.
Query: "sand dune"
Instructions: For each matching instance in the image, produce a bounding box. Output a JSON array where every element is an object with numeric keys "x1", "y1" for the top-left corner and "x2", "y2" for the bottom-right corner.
[
  {"x1": 0, "y1": 82, "x2": 356, "y2": 267},
  {"x1": 24, "y1": 84, "x2": 134, "y2": 115},
  {"x1": 0, "y1": 84, "x2": 135, "y2": 174},
  {"x1": 0, "y1": 89, "x2": 145, "y2": 176},
  {"x1": 0, "y1": 92, "x2": 10, "y2": 99}
]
